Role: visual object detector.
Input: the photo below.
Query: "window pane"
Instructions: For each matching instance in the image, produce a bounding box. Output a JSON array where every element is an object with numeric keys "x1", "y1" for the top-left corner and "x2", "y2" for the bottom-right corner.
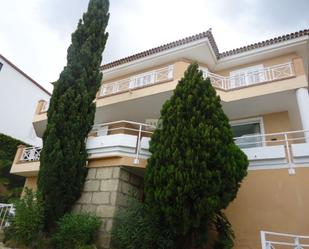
[{"x1": 232, "y1": 122, "x2": 263, "y2": 148}]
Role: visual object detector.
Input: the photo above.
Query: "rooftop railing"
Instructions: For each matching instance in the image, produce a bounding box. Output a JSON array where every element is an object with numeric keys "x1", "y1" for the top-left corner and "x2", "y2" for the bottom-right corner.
[{"x1": 261, "y1": 231, "x2": 309, "y2": 249}]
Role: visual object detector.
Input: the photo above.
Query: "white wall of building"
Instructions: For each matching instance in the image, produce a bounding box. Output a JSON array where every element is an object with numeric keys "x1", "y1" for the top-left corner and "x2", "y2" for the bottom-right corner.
[{"x1": 0, "y1": 56, "x2": 50, "y2": 146}]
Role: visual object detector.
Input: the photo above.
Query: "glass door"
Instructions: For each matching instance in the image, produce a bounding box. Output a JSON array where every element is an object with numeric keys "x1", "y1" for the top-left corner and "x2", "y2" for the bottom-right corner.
[{"x1": 231, "y1": 120, "x2": 264, "y2": 148}]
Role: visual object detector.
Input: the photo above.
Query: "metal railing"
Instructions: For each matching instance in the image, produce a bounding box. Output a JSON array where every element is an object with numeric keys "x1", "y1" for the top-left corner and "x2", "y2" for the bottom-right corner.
[
  {"x1": 202, "y1": 62, "x2": 294, "y2": 90},
  {"x1": 99, "y1": 65, "x2": 174, "y2": 97},
  {"x1": 20, "y1": 146, "x2": 42, "y2": 162},
  {"x1": 0, "y1": 204, "x2": 14, "y2": 229},
  {"x1": 92, "y1": 120, "x2": 156, "y2": 164},
  {"x1": 17, "y1": 126, "x2": 309, "y2": 166},
  {"x1": 234, "y1": 129, "x2": 309, "y2": 163},
  {"x1": 261, "y1": 231, "x2": 309, "y2": 249},
  {"x1": 18, "y1": 121, "x2": 156, "y2": 164}
]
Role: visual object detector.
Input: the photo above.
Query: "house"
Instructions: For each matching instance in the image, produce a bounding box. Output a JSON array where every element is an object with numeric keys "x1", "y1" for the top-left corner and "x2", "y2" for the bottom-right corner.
[
  {"x1": 0, "y1": 54, "x2": 51, "y2": 145},
  {"x1": 10, "y1": 28, "x2": 309, "y2": 248}
]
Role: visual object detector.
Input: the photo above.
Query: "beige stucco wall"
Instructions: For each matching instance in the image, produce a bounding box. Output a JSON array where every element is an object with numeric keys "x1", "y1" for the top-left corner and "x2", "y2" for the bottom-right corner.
[
  {"x1": 10, "y1": 145, "x2": 41, "y2": 177},
  {"x1": 232, "y1": 111, "x2": 291, "y2": 133},
  {"x1": 88, "y1": 156, "x2": 147, "y2": 168},
  {"x1": 225, "y1": 167, "x2": 309, "y2": 249},
  {"x1": 217, "y1": 74, "x2": 307, "y2": 102},
  {"x1": 23, "y1": 176, "x2": 38, "y2": 193},
  {"x1": 263, "y1": 111, "x2": 291, "y2": 134}
]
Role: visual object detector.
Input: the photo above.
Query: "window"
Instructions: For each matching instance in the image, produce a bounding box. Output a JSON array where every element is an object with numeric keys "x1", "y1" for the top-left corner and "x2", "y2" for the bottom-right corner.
[
  {"x1": 229, "y1": 64, "x2": 265, "y2": 88},
  {"x1": 0, "y1": 62, "x2": 3, "y2": 71},
  {"x1": 231, "y1": 118, "x2": 264, "y2": 148}
]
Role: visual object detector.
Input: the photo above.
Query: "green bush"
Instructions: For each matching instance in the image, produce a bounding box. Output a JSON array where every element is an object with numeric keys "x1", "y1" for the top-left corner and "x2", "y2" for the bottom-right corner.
[
  {"x1": 0, "y1": 133, "x2": 27, "y2": 203},
  {"x1": 53, "y1": 213, "x2": 101, "y2": 249},
  {"x1": 111, "y1": 198, "x2": 175, "y2": 249},
  {"x1": 5, "y1": 188, "x2": 44, "y2": 247}
]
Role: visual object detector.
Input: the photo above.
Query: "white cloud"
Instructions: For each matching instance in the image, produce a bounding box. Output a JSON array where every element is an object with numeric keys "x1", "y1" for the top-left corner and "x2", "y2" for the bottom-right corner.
[{"x1": 0, "y1": 0, "x2": 308, "y2": 92}]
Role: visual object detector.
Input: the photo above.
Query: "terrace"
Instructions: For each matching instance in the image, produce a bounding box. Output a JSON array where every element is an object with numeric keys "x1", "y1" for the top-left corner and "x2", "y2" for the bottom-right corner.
[{"x1": 11, "y1": 120, "x2": 309, "y2": 176}]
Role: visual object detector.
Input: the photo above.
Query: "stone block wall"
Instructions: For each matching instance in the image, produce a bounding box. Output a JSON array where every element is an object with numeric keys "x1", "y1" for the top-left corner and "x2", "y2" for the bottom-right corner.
[{"x1": 74, "y1": 166, "x2": 143, "y2": 249}]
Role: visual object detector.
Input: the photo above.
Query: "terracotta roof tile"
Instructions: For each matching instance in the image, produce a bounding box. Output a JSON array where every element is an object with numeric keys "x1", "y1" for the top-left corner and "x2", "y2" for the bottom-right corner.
[
  {"x1": 220, "y1": 29, "x2": 309, "y2": 58},
  {"x1": 101, "y1": 29, "x2": 218, "y2": 70},
  {"x1": 101, "y1": 29, "x2": 309, "y2": 71}
]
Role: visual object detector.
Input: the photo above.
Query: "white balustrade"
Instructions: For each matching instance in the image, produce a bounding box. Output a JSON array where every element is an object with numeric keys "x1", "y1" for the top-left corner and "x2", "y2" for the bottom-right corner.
[
  {"x1": 99, "y1": 65, "x2": 174, "y2": 97},
  {"x1": 202, "y1": 62, "x2": 294, "y2": 90},
  {"x1": 37, "y1": 62, "x2": 294, "y2": 108},
  {"x1": 0, "y1": 204, "x2": 14, "y2": 229},
  {"x1": 20, "y1": 146, "x2": 42, "y2": 162},
  {"x1": 261, "y1": 231, "x2": 309, "y2": 249}
]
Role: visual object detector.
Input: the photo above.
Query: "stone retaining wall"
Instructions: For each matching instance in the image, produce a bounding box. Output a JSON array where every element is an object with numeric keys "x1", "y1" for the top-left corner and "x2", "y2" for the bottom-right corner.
[{"x1": 74, "y1": 166, "x2": 143, "y2": 249}]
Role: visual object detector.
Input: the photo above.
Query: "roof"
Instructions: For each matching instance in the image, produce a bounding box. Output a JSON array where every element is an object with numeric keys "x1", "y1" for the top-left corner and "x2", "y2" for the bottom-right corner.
[
  {"x1": 220, "y1": 29, "x2": 309, "y2": 58},
  {"x1": 0, "y1": 54, "x2": 51, "y2": 96},
  {"x1": 101, "y1": 28, "x2": 309, "y2": 70},
  {"x1": 101, "y1": 29, "x2": 218, "y2": 70}
]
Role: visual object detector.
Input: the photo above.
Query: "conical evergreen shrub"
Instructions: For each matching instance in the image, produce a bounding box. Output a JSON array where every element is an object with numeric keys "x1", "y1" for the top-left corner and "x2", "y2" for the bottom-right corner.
[
  {"x1": 38, "y1": 0, "x2": 109, "y2": 230},
  {"x1": 144, "y1": 63, "x2": 248, "y2": 248}
]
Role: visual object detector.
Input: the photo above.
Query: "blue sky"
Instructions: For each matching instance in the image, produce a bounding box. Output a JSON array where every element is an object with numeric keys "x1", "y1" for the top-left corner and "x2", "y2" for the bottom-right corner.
[{"x1": 0, "y1": 0, "x2": 308, "y2": 91}]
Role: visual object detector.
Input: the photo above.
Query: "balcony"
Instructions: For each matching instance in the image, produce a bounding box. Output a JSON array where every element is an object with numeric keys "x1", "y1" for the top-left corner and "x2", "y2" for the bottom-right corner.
[
  {"x1": 36, "y1": 62, "x2": 296, "y2": 113},
  {"x1": 202, "y1": 62, "x2": 295, "y2": 91},
  {"x1": 10, "y1": 145, "x2": 42, "y2": 176},
  {"x1": 11, "y1": 120, "x2": 309, "y2": 176},
  {"x1": 98, "y1": 65, "x2": 174, "y2": 97},
  {"x1": 234, "y1": 129, "x2": 309, "y2": 173}
]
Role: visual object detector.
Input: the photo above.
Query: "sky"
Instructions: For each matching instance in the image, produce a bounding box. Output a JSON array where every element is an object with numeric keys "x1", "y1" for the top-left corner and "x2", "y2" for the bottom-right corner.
[{"x1": 0, "y1": 0, "x2": 308, "y2": 92}]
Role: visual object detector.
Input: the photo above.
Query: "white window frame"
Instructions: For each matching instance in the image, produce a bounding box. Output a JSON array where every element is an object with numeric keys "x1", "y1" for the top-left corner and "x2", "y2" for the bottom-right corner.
[{"x1": 230, "y1": 117, "x2": 266, "y2": 147}]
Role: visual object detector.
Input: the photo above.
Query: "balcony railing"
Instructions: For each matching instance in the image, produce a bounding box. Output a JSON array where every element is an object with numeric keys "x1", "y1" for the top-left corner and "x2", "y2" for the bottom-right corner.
[
  {"x1": 0, "y1": 204, "x2": 14, "y2": 229},
  {"x1": 15, "y1": 120, "x2": 309, "y2": 172},
  {"x1": 234, "y1": 129, "x2": 309, "y2": 173},
  {"x1": 261, "y1": 231, "x2": 309, "y2": 249},
  {"x1": 202, "y1": 62, "x2": 294, "y2": 90},
  {"x1": 99, "y1": 65, "x2": 174, "y2": 97},
  {"x1": 37, "y1": 62, "x2": 295, "y2": 113},
  {"x1": 17, "y1": 121, "x2": 156, "y2": 164},
  {"x1": 20, "y1": 146, "x2": 42, "y2": 162},
  {"x1": 88, "y1": 120, "x2": 156, "y2": 164}
]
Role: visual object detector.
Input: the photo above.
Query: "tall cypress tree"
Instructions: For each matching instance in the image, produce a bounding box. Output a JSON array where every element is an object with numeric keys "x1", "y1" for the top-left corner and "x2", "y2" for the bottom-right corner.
[
  {"x1": 144, "y1": 63, "x2": 248, "y2": 248},
  {"x1": 38, "y1": 0, "x2": 109, "y2": 230}
]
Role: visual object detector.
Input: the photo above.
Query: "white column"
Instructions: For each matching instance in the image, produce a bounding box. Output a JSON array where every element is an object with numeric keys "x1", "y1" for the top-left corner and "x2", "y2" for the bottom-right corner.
[{"x1": 296, "y1": 88, "x2": 309, "y2": 142}]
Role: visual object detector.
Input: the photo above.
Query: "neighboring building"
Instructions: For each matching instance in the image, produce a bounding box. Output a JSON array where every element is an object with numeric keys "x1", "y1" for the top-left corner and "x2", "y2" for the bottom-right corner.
[
  {"x1": 0, "y1": 54, "x2": 51, "y2": 145},
  {"x1": 10, "y1": 29, "x2": 309, "y2": 248}
]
